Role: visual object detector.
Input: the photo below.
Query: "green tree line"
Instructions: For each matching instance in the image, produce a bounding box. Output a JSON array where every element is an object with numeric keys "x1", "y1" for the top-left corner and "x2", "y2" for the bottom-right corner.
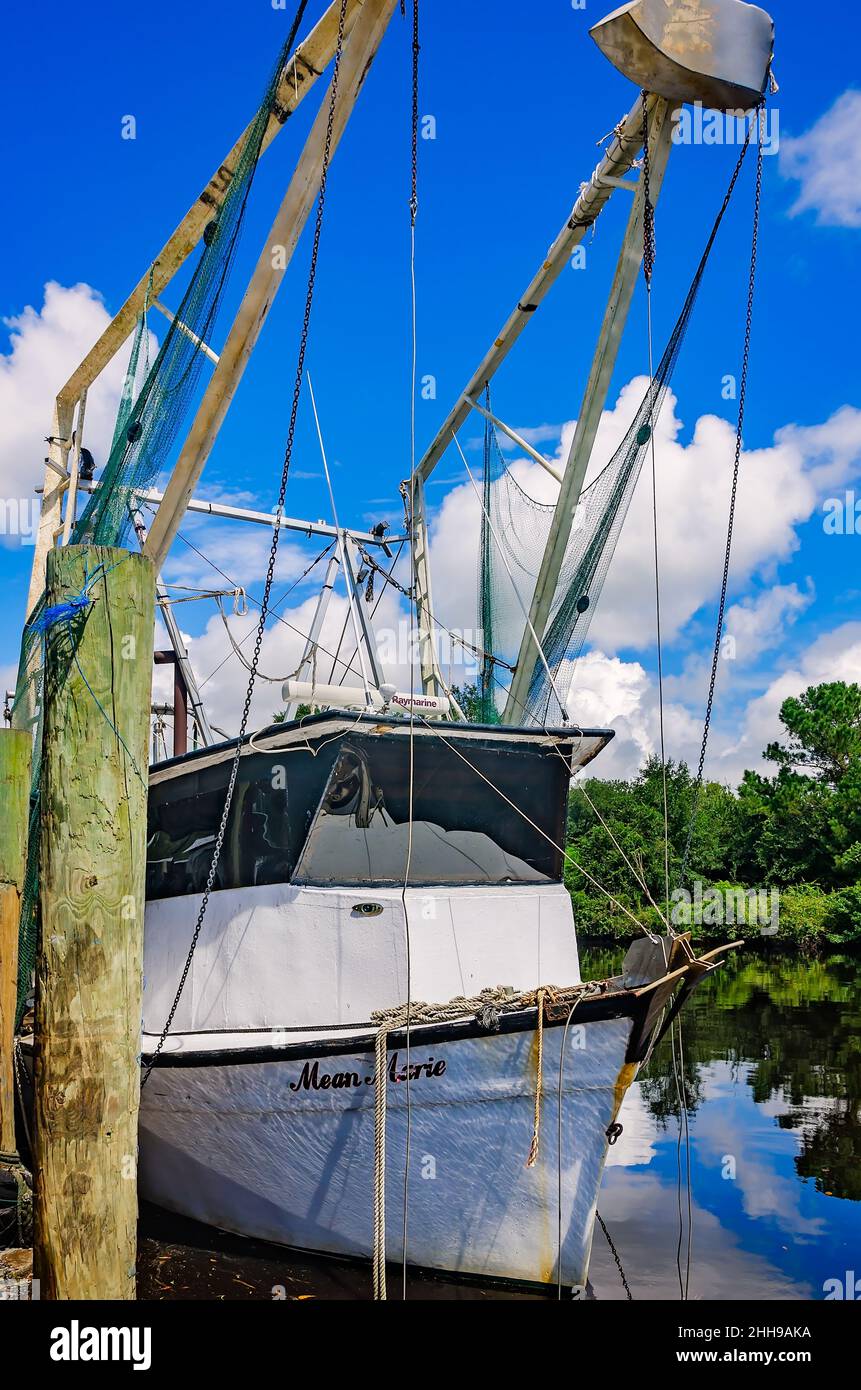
[{"x1": 455, "y1": 678, "x2": 861, "y2": 946}]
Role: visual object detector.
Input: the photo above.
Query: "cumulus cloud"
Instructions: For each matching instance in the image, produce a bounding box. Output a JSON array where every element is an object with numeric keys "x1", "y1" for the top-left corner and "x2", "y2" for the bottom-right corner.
[
  {"x1": 556, "y1": 619, "x2": 861, "y2": 787},
  {"x1": 420, "y1": 378, "x2": 861, "y2": 783},
  {"x1": 581, "y1": 385, "x2": 859, "y2": 654},
  {"x1": 564, "y1": 649, "x2": 711, "y2": 781},
  {"x1": 722, "y1": 582, "x2": 813, "y2": 664},
  {"x1": 430, "y1": 380, "x2": 861, "y2": 661},
  {"x1": 161, "y1": 518, "x2": 311, "y2": 595},
  {"x1": 779, "y1": 90, "x2": 861, "y2": 228},
  {"x1": 0, "y1": 282, "x2": 156, "y2": 518},
  {"x1": 4, "y1": 283, "x2": 859, "y2": 792}
]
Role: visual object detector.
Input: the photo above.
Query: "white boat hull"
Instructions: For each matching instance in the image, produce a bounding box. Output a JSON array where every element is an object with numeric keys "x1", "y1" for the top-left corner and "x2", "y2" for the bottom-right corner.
[
  {"x1": 136, "y1": 718, "x2": 671, "y2": 1290},
  {"x1": 139, "y1": 1012, "x2": 636, "y2": 1289}
]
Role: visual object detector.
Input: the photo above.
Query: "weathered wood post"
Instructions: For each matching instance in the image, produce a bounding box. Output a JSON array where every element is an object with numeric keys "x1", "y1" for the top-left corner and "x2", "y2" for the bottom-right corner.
[
  {"x1": 34, "y1": 544, "x2": 154, "y2": 1299},
  {"x1": 0, "y1": 729, "x2": 31, "y2": 1161}
]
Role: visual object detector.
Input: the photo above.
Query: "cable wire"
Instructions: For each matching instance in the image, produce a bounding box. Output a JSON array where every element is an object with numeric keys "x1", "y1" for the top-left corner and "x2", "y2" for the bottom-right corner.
[{"x1": 142, "y1": 0, "x2": 350, "y2": 1087}]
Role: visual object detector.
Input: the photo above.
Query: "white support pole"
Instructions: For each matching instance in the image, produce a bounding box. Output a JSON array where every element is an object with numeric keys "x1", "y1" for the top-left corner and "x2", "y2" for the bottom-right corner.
[
  {"x1": 144, "y1": 0, "x2": 398, "y2": 572},
  {"x1": 464, "y1": 395, "x2": 562, "y2": 483},
  {"x1": 130, "y1": 510, "x2": 214, "y2": 746},
  {"x1": 342, "y1": 537, "x2": 385, "y2": 689},
  {"x1": 156, "y1": 582, "x2": 214, "y2": 747},
  {"x1": 76, "y1": 479, "x2": 406, "y2": 548},
  {"x1": 152, "y1": 301, "x2": 220, "y2": 365},
  {"x1": 503, "y1": 97, "x2": 674, "y2": 725},
  {"x1": 411, "y1": 474, "x2": 443, "y2": 697},
  {"x1": 284, "y1": 552, "x2": 341, "y2": 717},
  {"x1": 61, "y1": 391, "x2": 87, "y2": 546}
]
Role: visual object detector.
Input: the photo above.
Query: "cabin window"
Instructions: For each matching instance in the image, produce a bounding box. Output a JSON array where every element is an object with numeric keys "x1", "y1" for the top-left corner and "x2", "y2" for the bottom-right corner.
[
  {"x1": 293, "y1": 734, "x2": 568, "y2": 886},
  {"x1": 146, "y1": 733, "x2": 569, "y2": 897},
  {"x1": 146, "y1": 744, "x2": 340, "y2": 900}
]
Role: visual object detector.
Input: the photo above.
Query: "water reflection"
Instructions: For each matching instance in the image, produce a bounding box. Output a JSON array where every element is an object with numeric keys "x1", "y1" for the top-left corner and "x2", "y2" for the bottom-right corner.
[{"x1": 584, "y1": 945, "x2": 861, "y2": 1300}]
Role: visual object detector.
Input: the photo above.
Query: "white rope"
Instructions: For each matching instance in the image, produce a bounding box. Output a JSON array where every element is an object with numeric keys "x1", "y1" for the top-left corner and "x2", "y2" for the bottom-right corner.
[{"x1": 372, "y1": 1024, "x2": 389, "y2": 1301}]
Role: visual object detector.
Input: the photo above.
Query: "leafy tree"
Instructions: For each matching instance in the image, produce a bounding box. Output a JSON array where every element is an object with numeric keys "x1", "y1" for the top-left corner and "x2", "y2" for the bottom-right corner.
[
  {"x1": 449, "y1": 682, "x2": 485, "y2": 723},
  {"x1": 564, "y1": 679, "x2": 861, "y2": 942},
  {"x1": 764, "y1": 682, "x2": 861, "y2": 786}
]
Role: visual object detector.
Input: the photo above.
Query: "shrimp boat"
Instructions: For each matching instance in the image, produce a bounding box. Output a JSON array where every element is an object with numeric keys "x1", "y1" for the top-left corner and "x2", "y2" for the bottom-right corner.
[
  {"x1": 139, "y1": 713, "x2": 693, "y2": 1289},
  {"x1": 16, "y1": 0, "x2": 774, "y2": 1294}
]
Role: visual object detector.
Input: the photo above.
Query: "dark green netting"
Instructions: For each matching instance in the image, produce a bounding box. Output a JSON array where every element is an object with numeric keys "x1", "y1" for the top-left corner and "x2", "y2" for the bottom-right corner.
[{"x1": 11, "y1": 11, "x2": 310, "y2": 1026}]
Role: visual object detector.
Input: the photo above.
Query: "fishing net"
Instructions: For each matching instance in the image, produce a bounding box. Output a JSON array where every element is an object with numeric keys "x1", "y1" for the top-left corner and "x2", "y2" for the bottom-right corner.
[
  {"x1": 10, "y1": 7, "x2": 311, "y2": 1026},
  {"x1": 479, "y1": 134, "x2": 755, "y2": 728}
]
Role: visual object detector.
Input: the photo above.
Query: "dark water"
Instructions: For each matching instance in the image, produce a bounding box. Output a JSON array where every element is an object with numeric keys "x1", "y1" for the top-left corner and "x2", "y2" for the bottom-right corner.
[{"x1": 137, "y1": 946, "x2": 861, "y2": 1301}]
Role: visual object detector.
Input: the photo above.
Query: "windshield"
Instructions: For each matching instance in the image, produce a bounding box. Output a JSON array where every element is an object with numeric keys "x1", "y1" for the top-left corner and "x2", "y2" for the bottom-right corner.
[
  {"x1": 294, "y1": 733, "x2": 570, "y2": 886},
  {"x1": 146, "y1": 730, "x2": 571, "y2": 897}
]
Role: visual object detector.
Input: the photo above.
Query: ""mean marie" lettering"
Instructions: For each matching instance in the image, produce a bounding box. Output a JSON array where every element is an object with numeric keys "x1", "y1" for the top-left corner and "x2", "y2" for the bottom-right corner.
[{"x1": 290, "y1": 1052, "x2": 446, "y2": 1092}]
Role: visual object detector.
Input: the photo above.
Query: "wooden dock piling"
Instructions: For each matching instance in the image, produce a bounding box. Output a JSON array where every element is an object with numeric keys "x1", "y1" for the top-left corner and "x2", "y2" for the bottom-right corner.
[
  {"x1": 34, "y1": 544, "x2": 154, "y2": 1299},
  {"x1": 0, "y1": 729, "x2": 31, "y2": 1160}
]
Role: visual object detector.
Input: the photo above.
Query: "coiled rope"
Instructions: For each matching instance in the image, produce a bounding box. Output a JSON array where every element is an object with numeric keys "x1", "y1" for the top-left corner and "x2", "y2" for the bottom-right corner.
[{"x1": 370, "y1": 978, "x2": 608, "y2": 1296}]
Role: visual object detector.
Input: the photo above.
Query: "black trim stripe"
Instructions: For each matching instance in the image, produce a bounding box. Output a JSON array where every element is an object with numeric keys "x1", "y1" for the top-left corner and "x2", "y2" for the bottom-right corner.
[{"x1": 140, "y1": 988, "x2": 648, "y2": 1070}]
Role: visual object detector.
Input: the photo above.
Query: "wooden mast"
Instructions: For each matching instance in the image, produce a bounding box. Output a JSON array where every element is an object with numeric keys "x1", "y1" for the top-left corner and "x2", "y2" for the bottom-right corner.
[
  {"x1": 503, "y1": 97, "x2": 674, "y2": 723},
  {"x1": 144, "y1": 0, "x2": 399, "y2": 572},
  {"x1": 24, "y1": 0, "x2": 367, "y2": 623},
  {"x1": 410, "y1": 93, "x2": 669, "y2": 698},
  {"x1": 21, "y1": 2, "x2": 400, "y2": 1301}
]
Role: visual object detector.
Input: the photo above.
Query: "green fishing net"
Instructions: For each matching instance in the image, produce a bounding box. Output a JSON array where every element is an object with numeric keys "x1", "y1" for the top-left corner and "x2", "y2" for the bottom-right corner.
[{"x1": 10, "y1": 16, "x2": 310, "y2": 1026}]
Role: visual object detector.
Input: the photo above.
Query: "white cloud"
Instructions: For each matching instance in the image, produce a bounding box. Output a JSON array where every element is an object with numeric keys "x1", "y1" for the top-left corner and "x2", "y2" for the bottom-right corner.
[
  {"x1": 722, "y1": 581, "x2": 813, "y2": 664},
  {"x1": 419, "y1": 381, "x2": 861, "y2": 782},
  {"x1": 586, "y1": 387, "x2": 860, "y2": 655},
  {"x1": 161, "y1": 518, "x2": 310, "y2": 595},
  {"x1": 0, "y1": 282, "x2": 156, "y2": 517},
  {"x1": 430, "y1": 380, "x2": 861, "y2": 661},
  {"x1": 559, "y1": 618, "x2": 861, "y2": 787},
  {"x1": 565, "y1": 649, "x2": 708, "y2": 780},
  {"x1": 779, "y1": 90, "x2": 861, "y2": 228}
]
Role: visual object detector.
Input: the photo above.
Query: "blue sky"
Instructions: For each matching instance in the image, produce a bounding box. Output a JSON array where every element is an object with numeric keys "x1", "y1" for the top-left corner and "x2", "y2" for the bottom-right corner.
[{"x1": 2, "y1": 0, "x2": 861, "y2": 778}]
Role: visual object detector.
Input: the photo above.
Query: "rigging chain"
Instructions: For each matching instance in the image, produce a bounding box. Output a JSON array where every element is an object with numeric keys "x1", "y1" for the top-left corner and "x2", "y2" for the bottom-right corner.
[{"x1": 142, "y1": 0, "x2": 349, "y2": 1087}]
